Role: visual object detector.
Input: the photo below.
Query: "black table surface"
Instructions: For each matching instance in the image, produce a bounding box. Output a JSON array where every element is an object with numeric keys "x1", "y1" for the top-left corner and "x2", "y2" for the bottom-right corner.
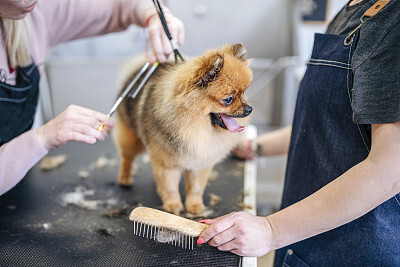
[{"x1": 0, "y1": 138, "x2": 246, "y2": 266}]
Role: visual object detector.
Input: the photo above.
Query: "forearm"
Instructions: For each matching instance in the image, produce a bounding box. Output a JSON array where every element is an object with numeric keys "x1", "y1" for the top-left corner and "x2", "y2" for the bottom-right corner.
[
  {"x1": 43, "y1": 0, "x2": 157, "y2": 46},
  {"x1": 257, "y1": 126, "x2": 291, "y2": 156},
  {"x1": 0, "y1": 130, "x2": 48, "y2": 196},
  {"x1": 267, "y1": 157, "x2": 400, "y2": 250}
]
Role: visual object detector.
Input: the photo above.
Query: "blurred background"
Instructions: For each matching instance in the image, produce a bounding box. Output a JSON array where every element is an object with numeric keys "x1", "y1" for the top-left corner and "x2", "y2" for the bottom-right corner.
[{"x1": 37, "y1": 0, "x2": 347, "y2": 228}]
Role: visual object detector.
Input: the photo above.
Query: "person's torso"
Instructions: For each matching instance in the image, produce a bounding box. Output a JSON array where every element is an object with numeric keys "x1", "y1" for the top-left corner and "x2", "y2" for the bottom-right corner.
[{"x1": 274, "y1": 1, "x2": 400, "y2": 265}]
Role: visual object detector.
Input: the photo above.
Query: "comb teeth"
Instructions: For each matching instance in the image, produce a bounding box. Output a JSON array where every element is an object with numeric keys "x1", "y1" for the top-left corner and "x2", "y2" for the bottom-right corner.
[
  {"x1": 132, "y1": 221, "x2": 195, "y2": 249},
  {"x1": 129, "y1": 207, "x2": 209, "y2": 249}
]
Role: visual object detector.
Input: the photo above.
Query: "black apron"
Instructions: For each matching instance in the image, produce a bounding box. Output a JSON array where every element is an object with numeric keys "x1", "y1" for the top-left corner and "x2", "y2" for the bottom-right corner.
[
  {"x1": 0, "y1": 63, "x2": 40, "y2": 146},
  {"x1": 274, "y1": 30, "x2": 400, "y2": 267}
]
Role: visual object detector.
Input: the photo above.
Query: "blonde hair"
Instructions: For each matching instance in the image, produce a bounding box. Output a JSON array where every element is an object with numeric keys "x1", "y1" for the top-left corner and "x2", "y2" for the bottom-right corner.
[{"x1": 1, "y1": 18, "x2": 31, "y2": 68}]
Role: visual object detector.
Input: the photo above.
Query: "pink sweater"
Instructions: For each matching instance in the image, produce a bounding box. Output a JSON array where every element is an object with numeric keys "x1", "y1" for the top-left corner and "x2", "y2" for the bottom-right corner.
[{"x1": 0, "y1": 0, "x2": 155, "y2": 196}]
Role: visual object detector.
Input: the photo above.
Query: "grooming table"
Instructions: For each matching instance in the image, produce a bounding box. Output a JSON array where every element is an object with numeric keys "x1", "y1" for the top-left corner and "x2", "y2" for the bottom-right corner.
[{"x1": 0, "y1": 138, "x2": 257, "y2": 266}]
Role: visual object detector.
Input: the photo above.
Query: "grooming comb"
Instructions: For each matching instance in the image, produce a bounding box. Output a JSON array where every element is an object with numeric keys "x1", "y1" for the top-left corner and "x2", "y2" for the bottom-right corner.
[
  {"x1": 129, "y1": 207, "x2": 209, "y2": 249},
  {"x1": 96, "y1": 62, "x2": 159, "y2": 132}
]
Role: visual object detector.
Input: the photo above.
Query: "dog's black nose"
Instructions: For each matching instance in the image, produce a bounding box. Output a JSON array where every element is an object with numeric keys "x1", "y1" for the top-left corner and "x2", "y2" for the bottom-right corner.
[{"x1": 243, "y1": 105, "x2": 253, "y2": 116}]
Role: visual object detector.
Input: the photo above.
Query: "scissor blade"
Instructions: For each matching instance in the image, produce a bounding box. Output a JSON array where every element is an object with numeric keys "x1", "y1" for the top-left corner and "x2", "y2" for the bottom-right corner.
[
  {"x1": 130, "y1": 62, "x2": 159, "y2": 99},
  {"x1": 108, "y1": 62, "x2": 151, "y2": 117}
]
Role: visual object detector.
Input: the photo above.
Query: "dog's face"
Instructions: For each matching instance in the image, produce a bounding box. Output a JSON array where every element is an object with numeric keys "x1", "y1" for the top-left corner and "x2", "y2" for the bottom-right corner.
[{"x1": 179, "y1": 44, "x2": 253, "y2": 133}]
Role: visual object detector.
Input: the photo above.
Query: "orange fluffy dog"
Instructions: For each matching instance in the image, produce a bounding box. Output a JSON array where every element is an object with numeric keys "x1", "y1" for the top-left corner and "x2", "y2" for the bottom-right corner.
[{"x1": 113, "y1": 43, "x2": 253, "y2": 215}]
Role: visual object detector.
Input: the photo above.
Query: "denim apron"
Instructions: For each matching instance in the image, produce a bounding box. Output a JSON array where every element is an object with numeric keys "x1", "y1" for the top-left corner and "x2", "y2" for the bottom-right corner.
[
  {"x1": 0, "y1": 63, "x2": 40, "y2": 146},
  {"x1": 274, "y1": 32, "x2": 400, "y2": 266}
]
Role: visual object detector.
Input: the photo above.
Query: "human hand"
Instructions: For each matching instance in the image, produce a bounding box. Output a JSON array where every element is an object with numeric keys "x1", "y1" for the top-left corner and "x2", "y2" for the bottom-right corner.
[
  {"x1": 232, "y1": 138, "x2": 255, "y2": 160},
  {"x1": 36, "y1": 104, "x2": 114, "y2": 150},
  {"x1": 146, "y1": 10, "x2": 185, "y2": 63},
  {"x1": 198, "y1": 211, "x2": 273, "y2": 257}
]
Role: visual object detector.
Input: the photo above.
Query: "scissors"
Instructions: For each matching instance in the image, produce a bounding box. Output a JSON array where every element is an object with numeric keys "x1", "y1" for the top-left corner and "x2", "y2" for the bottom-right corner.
[{"x1": 96, "y1": 62, "x2": 159, "y2": 132}]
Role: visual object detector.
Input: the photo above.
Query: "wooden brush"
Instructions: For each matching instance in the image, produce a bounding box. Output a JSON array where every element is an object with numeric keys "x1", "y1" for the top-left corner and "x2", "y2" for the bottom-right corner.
[{"x1": 129, "y1": 207, "x2": 209, "y2": 249}]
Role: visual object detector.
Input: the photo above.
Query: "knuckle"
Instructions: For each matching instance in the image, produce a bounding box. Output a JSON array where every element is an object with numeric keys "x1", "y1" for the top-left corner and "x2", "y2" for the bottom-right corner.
[
  {"x1": 217, "y1": 245, "x2": 227, "y2": 251},
  {"x1": 149, "y1": 29, "x2": 160, "y2": 38},
  {"x1": 237, "y1": 211, "x2": 247, "y2": 220},
  {"x1": 81, "y1": 125, "x2": 91, "y2": 135},
  {"x1": 236, "y1": 238, "x2": 246, "y2": 247},
  {"x1": 237, "y1": 211, "x2": 246, "y2": 216},
  {"x1": 98, "y1": 133, "x2": 107, "y2": 141},
  {"x1": 237, "y1": 226, "x2": 247, "y2": 235},
  {"x1": 156, "y1": 55, "x2": 166, "y2": 62},
  {"x1": 214, "y1": 224, "x2": 223, "y2": 233},
  {"x1": 167, "y1": 24, "x2": 177, "y2": 32},
  {"x1": 65, "y1": 107, "x2": 76, "y2": 117},
  {"x1": 71, "y1": 132, "x2": 81, "y2": 141},
  {"x1": 90, "y1": 118, "x2": 98, "y2": 127},
  {"x1": 67, "y1": 104, "x2": 77, "y2": 111},
  {"x1": 208, "y1": 238, "x2": 216, "y2": 247},
  {"x1": 231, "y1": 211, "x2": 241, "y2": 220},
  {"x1": 55, "y1": 135, "x2": 64, "y2": 146},
  {"x1": 212, "y1": 235, "x2": 222, "y2": 246}
]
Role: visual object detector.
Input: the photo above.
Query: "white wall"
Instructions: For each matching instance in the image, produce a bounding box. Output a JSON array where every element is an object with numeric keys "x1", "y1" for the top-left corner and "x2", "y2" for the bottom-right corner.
[
  {"x1": 295, "y1": 0, "x2": 348, "y2": 62},
  {"x1": 166, "y1": 0, "x2": 293, "y2": 59},
  {"x1": 50, "y1": 0, "x2": 294, "y2": 59}
]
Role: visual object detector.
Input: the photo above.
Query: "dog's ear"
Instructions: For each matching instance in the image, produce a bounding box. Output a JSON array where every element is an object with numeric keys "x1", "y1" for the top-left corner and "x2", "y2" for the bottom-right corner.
[
  {"x1": 197, "y1": 54, "x2": 224, "y2": 88},
  {"x1": 231, "y1": 43, "x2": 247, "y2": 61}
]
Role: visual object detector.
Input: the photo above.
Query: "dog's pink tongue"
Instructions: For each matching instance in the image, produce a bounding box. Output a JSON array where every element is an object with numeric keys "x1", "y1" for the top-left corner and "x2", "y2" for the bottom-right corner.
[{"x1": 220, "y1": 114, "x2": 245, "y2": 133}]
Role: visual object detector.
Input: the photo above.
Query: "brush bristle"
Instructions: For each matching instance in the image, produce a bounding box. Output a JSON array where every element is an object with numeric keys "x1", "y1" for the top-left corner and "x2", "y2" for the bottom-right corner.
[
  {"x1": 132, "y1": 221, "x2": 196, "y2": 249},
  {"x1": 129, "y1": 207, "x2": 208, "y2": 249}
]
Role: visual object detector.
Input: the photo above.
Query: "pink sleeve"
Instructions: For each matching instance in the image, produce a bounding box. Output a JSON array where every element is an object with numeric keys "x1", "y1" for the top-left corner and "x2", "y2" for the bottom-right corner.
[
  {"x1": 0, "y1": 130, "x2": 48, "y2": 196},
  {"x1": 39, "y1": 0, "x2": 155, "y2": 47}
]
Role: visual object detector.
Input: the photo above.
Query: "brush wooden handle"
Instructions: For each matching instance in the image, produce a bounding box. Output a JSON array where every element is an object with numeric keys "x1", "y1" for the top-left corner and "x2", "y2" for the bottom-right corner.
[{"x1": 129, "y1": 207, "x2": 209, "y2": 237}]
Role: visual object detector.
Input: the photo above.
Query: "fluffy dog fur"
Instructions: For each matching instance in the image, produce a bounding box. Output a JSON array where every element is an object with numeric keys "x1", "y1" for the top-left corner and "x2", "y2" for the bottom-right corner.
[{"x1": 113, "y1": 43, "x2": 253, "y2": 215}]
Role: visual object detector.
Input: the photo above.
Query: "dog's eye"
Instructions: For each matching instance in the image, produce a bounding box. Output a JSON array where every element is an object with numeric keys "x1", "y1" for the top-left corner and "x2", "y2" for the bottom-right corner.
[{"x1": 222, "y1": 96, "x2": 234, "y2": 106}]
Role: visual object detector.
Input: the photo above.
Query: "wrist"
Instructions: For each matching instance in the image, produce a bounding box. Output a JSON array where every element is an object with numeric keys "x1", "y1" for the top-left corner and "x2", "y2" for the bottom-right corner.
[
  {"x1": 144, "y1": 6, "x2": 171, "y2": 27},
  {"x1": 35, "y1": 128, "x2": 51, "y2": 151},
  {"x1": 265, "y1": 216, "x2": 279, "y2": 251},
  {"x1": 250, "y1": 139, "x2": 263, "y2": 158},
  {"x1": 255, "y1": 141, "x2": 263, "y2": 157},
  {"x1": 144, "y1": 12, "x2": 158, "y2": 27}
]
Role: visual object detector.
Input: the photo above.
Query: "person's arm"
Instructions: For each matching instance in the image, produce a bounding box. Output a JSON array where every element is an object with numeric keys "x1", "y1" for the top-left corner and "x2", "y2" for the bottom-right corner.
[
  {"x1": 40, "y1": 0, "x2": 152, "y2": 45},
  {"x1": 256, "y1": 126, "x2": 291, "y2": 156},
  {"x1": 38, "y1": 0, "x2": 184, "y2": 63},
  {"x1": 232, "y1": 126, "x2": 291, "y2": 160},
  {"x1": 267, "y1": 121, "x2": 400, "y2": 249},
  {"x1": 0, "y1": 130, "x2": 48, "y2": 196},
  {"x1": 199, "y1": 121, "x2": 400, "y2": 256},
  {"x1": 0, "y1": 105, "x2": 114, "y2": 197}
]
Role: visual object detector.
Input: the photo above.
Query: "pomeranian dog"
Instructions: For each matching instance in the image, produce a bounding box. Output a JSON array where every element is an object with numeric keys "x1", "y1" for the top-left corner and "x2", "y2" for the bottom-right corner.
[{"x1": 113, "y1": 43, "x2": 253, "y2": 215}]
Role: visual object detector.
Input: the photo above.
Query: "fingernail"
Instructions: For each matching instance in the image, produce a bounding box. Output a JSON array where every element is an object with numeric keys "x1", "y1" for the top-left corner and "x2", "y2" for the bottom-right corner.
[
  {"x1": 197, "y1": 238, "x2": 204, "y2": 245},
  {"x1": 198, "y1": 219, "x2": 211, "y2": 223}
]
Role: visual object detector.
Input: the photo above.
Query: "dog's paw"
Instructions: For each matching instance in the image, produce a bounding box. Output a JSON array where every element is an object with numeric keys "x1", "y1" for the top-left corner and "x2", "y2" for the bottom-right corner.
[
  {"x1": 186, "y1": 203, "x2": 206, "y2": 215},
  {"x1": 163, "y1": 201, "x2": 184, "y2": 215},
  {"x1": 185, "y1": 197, "x2": 206, "y2": 215},
  {"x1": 118, "y1": 175, "x2": 133, "y2": 187}
]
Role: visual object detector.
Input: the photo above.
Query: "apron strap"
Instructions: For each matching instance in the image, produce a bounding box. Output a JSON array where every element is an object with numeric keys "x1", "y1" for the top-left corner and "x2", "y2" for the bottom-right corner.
[
  {"x1": 363, "y1": 0, "x2": 390, "y2": 19},
  {"x1": 345, "y1": 0, "x2": 391, "y2": 45}
]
